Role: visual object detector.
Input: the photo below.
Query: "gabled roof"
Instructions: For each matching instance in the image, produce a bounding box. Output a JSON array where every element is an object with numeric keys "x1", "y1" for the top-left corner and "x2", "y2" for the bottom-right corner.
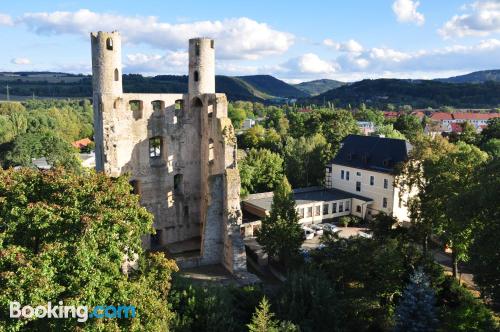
[
  {"x1": 329, "y1": 135, "x2": 412, "y2": 174},
  {"x1": 72, "y1": 138, "x2": 92, "y2": 149},
  {"x1": 453, "y1": 113, "x2": 499, "y2": 120},
  {"x1": 430, "y1": 112, "x2": 453, "y2": 121}
]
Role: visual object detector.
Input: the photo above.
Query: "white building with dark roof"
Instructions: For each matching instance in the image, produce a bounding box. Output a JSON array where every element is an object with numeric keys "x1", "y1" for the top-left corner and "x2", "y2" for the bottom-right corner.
[{"x1": 325, "y1": 134, "x2": 413, "y2": 222}]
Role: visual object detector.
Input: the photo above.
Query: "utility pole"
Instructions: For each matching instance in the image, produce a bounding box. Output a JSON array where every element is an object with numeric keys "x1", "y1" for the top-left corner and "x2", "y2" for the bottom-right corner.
[{"x1": 6, "y1": 85, "x2": 10, "y2": 101}]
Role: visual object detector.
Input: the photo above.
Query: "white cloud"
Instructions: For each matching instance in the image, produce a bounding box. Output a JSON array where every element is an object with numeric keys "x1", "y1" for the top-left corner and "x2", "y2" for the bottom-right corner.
[
  {"x1": 0, "y1": 13, "x2": 13, "y2": 26},
  {"x1": 284, "y1": 53, "x2": 338, "y2": 75},
  {"x1": 392, "y1": 0, "x2": 425, "y2": 26},
  {"x1": 11, "y1": 57, "x2": 31, "y2": 65},
  {"x1": 124, "y1": 51, "x2": 188, "y2": 75},
  {"x1": 18, "y1": 9, "x2": 294, "y2": 60},
  {"x1": 323, "y1": 38, "x2": 364, "y2": 53},
  {"x1": 439, "y1": 1, "x2": 500, "y2": 38}
]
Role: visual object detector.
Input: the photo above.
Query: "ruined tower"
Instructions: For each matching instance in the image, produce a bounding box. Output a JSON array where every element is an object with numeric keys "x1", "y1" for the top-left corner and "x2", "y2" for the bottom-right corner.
[{"x1": 91, "y1": 31, "x2": 249, "y2": 276}]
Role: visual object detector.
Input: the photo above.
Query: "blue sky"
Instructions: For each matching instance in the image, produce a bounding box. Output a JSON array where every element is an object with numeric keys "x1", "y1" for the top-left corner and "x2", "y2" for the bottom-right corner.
[{"x1": 1, "y1": 0, "x2": 500, "y2": 82}]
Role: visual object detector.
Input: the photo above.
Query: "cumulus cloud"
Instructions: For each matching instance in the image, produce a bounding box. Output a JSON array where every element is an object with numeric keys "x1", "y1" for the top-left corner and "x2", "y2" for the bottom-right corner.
[
  {"x1": 0, "y1": 13, "x2": 13, "y2": 26},
  {"x1": 11, "y1": 58, "x2": 31, "y2": 65},
  {"x1": 17, "y1": 9, "x2": 294, "y2": 60},
  {"x1": 283, "y1": 53, "x2": 338, "y2": 75},
  {"x1": 439, "y1": 1, "x2": 500, "y2": 38},
  {"x1": 392, "y1": 0, "x2": 425, "y2": 25}
]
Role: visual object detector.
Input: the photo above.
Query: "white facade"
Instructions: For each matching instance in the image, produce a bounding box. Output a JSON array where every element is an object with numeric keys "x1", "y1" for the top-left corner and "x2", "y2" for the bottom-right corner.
[
  {"x1": 325, "y1": 164, "x2": 411, "y2": 222},
  {"x1": 295, "y1": 199, "x2": 351, "y2": 224}
]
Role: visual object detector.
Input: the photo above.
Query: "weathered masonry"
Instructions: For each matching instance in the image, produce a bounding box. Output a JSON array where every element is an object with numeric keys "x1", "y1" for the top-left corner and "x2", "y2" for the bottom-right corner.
[{"x1": 91, "y1": 31, "x2": 247, "y2": 273}]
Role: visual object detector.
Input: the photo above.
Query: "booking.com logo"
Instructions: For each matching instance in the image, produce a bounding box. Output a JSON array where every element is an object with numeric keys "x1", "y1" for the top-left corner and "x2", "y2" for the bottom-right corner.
[{"x1": 10, "y1": 301, "x2": 136, "y2": 322}]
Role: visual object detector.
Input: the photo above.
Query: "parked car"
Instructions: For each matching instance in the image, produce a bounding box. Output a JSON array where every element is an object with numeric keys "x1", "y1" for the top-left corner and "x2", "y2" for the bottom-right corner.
[
  {"x1": 322, "y1": 223, "x2": 341, "y2": 234},
  {"x1": 310, "y1": 224, "x2": 324, "y2": 236},
  {"x1": 358, "y1": 231, "x2": 373, "y2": 239},
  {"x1": 302, "y1": 226, "x2": 315, "y2": 240}
]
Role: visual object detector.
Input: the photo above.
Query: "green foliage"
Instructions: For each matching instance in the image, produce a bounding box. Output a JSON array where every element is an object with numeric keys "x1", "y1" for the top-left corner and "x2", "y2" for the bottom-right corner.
[
  {"x1": 355, "y1": 107, "x2": 385, "y2": 125},
  {"x1": 275, "y1": 268, "x2": 339, "y2": 332},
  {"x1": 393, "y1": 114, "x2": 423, "y2": 142},
  {"x1": 256, "y1": 177, "x2": 304, "y2": 266},
  {"x1": 438, "y1": 277, "x2": 498, "y2": 331},
  {"x1": 394, "y1": 268, "x2": 438, "y2": 332},
  {"x1": 239, "y1": 149, "x2": 284, "y2": 196},
  {"x1": 4, "y1": 131, "x2": 81, "y2": 171},
  {"x1": 0, "y1": 168, "x2": 178, "y2": 331},
  {"x1": 374, "y1": 124, "x2": 406, "y2": 139},
  {"x1": 283, "y1": 133, "x2": 330, "y2": 188},
  {"x1": 248, "y1": 297, "x2": 298, "y2": 332}
]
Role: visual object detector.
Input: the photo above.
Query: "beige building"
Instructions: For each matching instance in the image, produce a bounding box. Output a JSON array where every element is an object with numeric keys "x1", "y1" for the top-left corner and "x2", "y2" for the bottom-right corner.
[
  {"x1": 241, "y1": 135, "x2": 413, "y2": 236},
  {"x1": 325, "y1": 135, "x2": 413, "y2": 222},
  {"x1": 91, "y1": 31, "x2": 248, "y2": 274}
]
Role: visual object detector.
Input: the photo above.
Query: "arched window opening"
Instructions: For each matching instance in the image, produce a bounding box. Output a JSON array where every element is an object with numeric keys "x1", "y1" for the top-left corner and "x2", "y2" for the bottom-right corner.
[
  {"x1": 174, "y1": 174, "x2": 183, "y2": 194},
  {"x1": 149, "y1": 137, "x2": 162, "y2": 158},
  {"x1": 114, "y1": 68, "x2": 119, "y2": 81},
  {"x1": 210, "y1": 40, "x2": 214, "y2": 49},
  {"x1": 194, "y1": 71, "x2": 199, "y2": 82},
  {"x1": 106, "y1": 38, "x2": 113, "y2": 50},
  {"x1": 192, "y1": 97, "x2": 203, "y2": 108},
  {"x1": 207, "y1": 103, "x2": 214, "y2": 119},
  {"x1": 208, "y1": 138, "x2": 214, "y2": 163},
  {"x1": 129, "y1": 100, "x2": 143, "y2": 120},
  {"x1": 151, "y1": 100, "x2": 164, "y2": 112},
  {"x1": 195, "y1": 42, "x2": 200, "y2": 56}
]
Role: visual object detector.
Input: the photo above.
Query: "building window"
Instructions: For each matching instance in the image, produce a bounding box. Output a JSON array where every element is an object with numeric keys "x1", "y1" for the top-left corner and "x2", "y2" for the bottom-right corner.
[
  {"x1": 129, "y1": 180, "x2": 141, "y2": 195},
  {"x1": 167, "y1": 155, "x2": 174, "y2": 173},
  {"x1": 184, "y1": 206, "x2": 189, "y2": 217},
  {"x1": 208, "y1": 139, "x2": 214, "y2": 162},
  {"x1": 339, "y1": 202, "x2": 344, "y2": 213},
  {"x1": 398, "y1": 196, "x2": 402, "y2": 208},
  {"x1": 346, "y1": 171, "x2": 350, "y2": 181},
  {"x1": 314, "y1": 205, "x2": 321, "y2": 216},
  {"x1": 356, "y1": 181, "x2": 361, "y2": 192},
  {"x1": 356, "y1": 171, "x2": 361, "y2": 176},
  {"x1": 323, "y1": 204, "x2": 329, "y2": 215},
  {"x1": 149, "y1": 137, "x2": 162, "y2": 158},
  {"x1": 307, "y1": 207, "x2": 313, "y2": 217},
  {"x1": 383, "y1": 197, "x2": 388, "y2": 208},
  {"x1": 370, "y1": 176, "x2": 374, "y2": 186},
  {"x1": 129, "y1": 100, "x2": 143, "y2": 120},
  {"x1": 106, "y1": 38, "x2": 113, "y2": 50},
  {"x1": 332, "y1": 202, "x2": 337, "y2": 213},
  {"x1": 341, "y1": 170, "x2": 344, "y2": 180},
  {"x1": 194, "y1": 71, "x2": 199, "y2": 82},
  {"x1": 384, "y1": 179, "x2": 388, "y2": 189},
  {"x1": 152, "y1": 100, "x2": 164, "y2": 112},
  {"x1": 210, "y1": 40, "x2": 214, "y2": 49},
  {"x1": 356, "y1": 205, "x2": 361, "y2": 213},
  {"x1": 174, "y1": 174, "x2": 183, "y2": 194},
  {"x1": 345, "y1": 200, "x2": 350, "y2": 211},
  {"x1": 114, "y1": 68, "x2": 119, "y2": 81},
  {"x1": 151, "y1": 229, "x2": 162, "y2": 247},
  {"x1": 299, "y1": 208, "x2": 304, "y2": 219},
  {"x1": 195, "y1": 42, "x2": 200, "y2": 56}
]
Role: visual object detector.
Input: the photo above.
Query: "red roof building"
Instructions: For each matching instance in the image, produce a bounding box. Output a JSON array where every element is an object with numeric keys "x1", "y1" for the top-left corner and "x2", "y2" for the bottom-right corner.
[
  {"x1": 72, "y1": 138, "x2": 92, "y2": 149},
  {"x1": 383, "y1": 111, "x2": 399, "y2": 119}
]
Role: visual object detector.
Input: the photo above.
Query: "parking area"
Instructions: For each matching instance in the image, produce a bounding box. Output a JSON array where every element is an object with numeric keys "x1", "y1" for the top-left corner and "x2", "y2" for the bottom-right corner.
[{"x1": 302, "y1": 226, "x2": 370, "y2": 250}]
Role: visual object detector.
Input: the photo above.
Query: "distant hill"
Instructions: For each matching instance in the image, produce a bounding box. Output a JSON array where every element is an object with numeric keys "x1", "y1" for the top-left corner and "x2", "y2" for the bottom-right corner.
[
  {"x1": 0, "y1": 72, "x2": 306, "y2": 101},
  {"x1": 309, "y1": 79, "x2": 500, "y2": 108},
  {"x1": 294, "y1": 79, "x2": 345, "y2": 96},
  {"x1": 436, "y1": 69, "x2": 500, "y2": 84}
]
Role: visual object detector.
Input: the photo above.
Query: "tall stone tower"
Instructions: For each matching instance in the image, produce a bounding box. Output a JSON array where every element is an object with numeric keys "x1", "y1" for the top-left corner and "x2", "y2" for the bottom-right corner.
[
  {"x1": 91, "y1": 31, "x2": 123, "y2": 173},
  {"x1": 188, "y1": 38, "x2": 215, "y2": 96},
  {"x1": 90, "y1": 31, "x2": 254, "y2": 281}
]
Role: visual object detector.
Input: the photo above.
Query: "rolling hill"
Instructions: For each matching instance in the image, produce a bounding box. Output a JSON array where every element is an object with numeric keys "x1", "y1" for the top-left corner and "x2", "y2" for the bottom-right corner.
[
  {"x1": 435, "y1": 69, "x2": 500, "y2": 84},
  {"x1": 294, "y1": 79, "x2": 345, "y2": 96},
  {"x1": 0, "y1": 72, "x2": 306, "y2": 101},
  {"x1": 309, "y1": 78, "x2": 500, "y2": 108}
]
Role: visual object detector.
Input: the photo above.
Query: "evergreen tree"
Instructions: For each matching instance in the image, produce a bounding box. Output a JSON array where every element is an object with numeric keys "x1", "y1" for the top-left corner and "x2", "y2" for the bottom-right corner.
[
  {"x1": 394, "y1": 268, "x2": 438, "y2": 332},
  {"x1": 256, "y1": 177, "x2": 304, "y2": 267},
  {"x1": 247, "y1": 297, "x2": 298, "y2": 332}
]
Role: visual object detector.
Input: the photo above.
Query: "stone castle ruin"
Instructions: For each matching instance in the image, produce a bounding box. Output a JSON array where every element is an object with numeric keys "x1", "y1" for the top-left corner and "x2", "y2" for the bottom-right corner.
[{"x1": 91, "y1": 31, "x2": 247, "y2": 274}]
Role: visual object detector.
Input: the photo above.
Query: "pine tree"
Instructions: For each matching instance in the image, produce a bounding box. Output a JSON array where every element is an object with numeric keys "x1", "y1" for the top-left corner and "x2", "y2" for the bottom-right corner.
[
  {"x1": 256, "y1": 176, "x2": 304, "y2": 266},
  {"x1": 394, "y1": 268, "x2": 438, "y2": 332},
  {"x1": 247, "y1": 297, "x2": 298, "y2": 332}
]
